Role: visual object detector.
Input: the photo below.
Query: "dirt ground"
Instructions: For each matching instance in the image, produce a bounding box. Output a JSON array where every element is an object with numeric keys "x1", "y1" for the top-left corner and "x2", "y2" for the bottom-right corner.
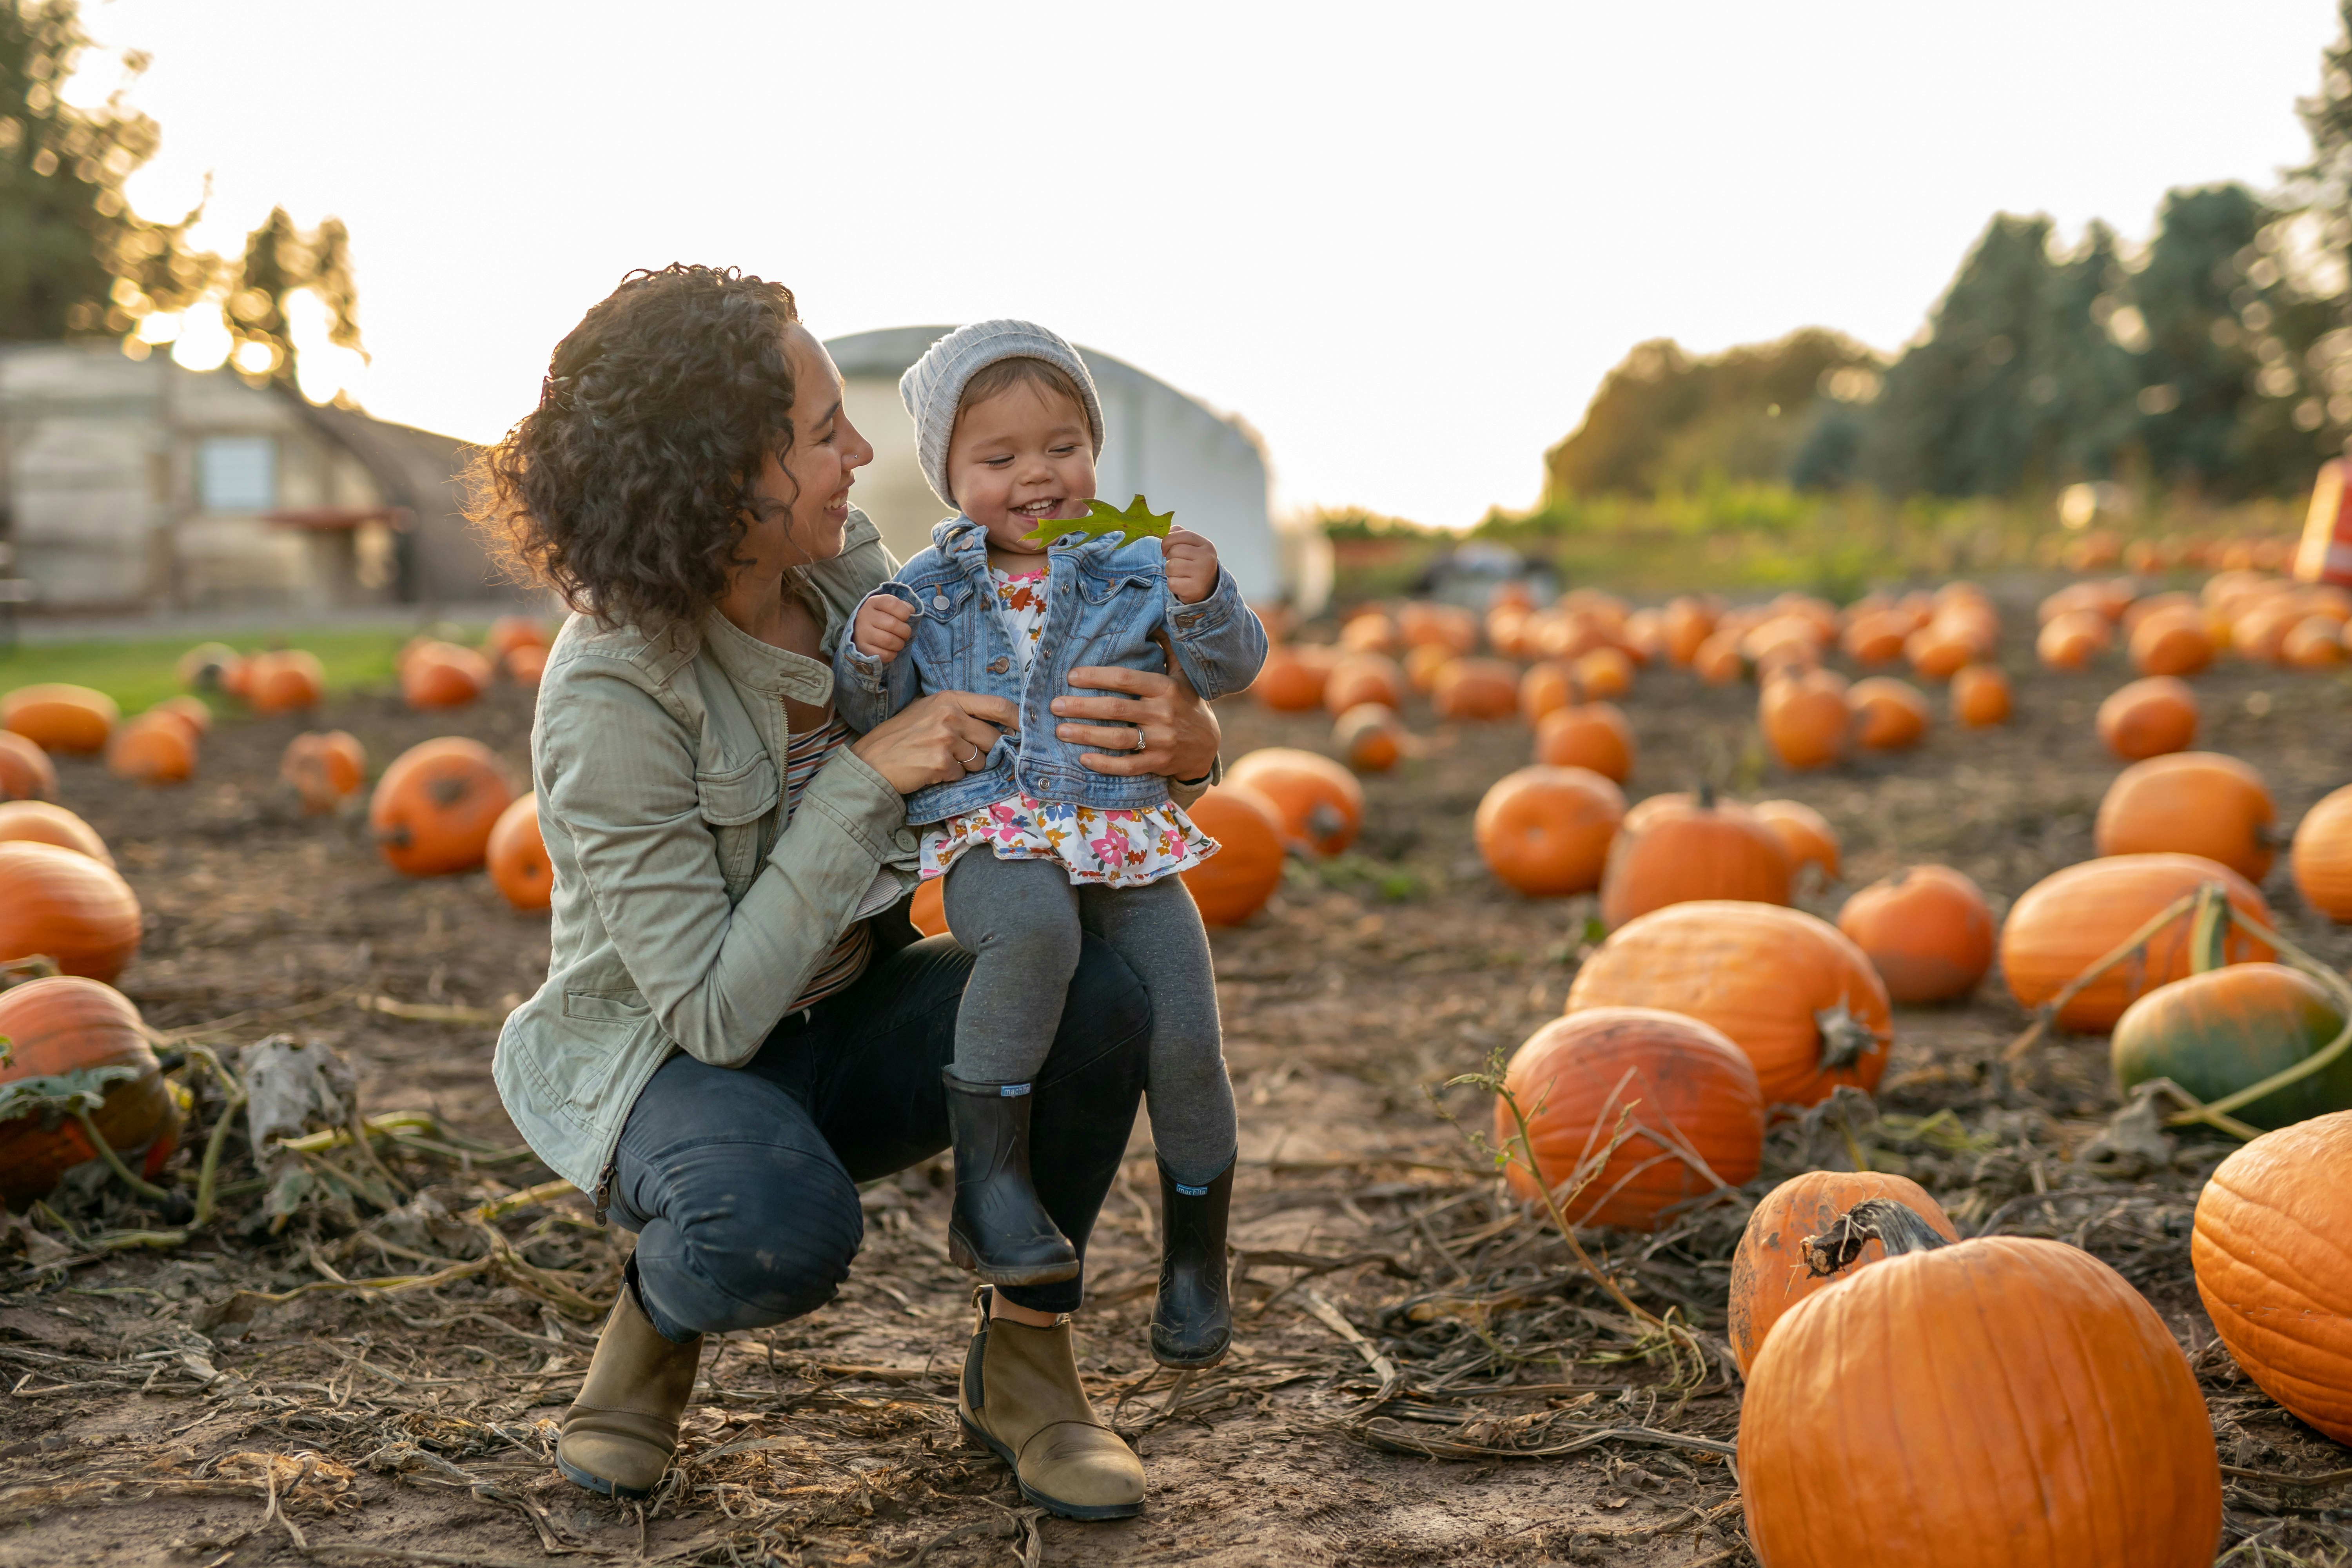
[{"x1": 5, "y1": 588, "x2": 2352, "y2": 1568}]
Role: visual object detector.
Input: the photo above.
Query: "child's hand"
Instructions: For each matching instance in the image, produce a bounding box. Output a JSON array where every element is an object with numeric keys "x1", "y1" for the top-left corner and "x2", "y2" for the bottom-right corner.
[
  {"x1": 853, "y1": 595, "x2": 916, "y2": 662},
  {"x1": 1163, "y1": 526, "x2": 1219, "y2": 605}
]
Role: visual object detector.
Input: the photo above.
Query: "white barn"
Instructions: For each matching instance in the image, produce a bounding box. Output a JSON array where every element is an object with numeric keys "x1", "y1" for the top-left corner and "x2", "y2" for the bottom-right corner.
[{"x1": 825, "y1": 327, "x2": 1328, "y2": 610}]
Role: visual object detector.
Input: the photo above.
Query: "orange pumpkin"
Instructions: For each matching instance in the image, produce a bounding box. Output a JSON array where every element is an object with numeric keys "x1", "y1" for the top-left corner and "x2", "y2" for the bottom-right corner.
[
  {"x1": 1847, "y1": 677, "x2": 1929, "y2": 751},
  {"x1": 2294, "y1": 783, "x2": 2352, "y2": 922},
  {"x1": 1337, "y1": 611, "x2": 1394, "y2": 653},
  {"x1": 1659, "y1": 597, "x2": 1716, "y2": 664},
  {"x1": 402, "y1": 642, "x2": 492, "y2": 711},
  {"x1": 1517, "y1": 661, "x2": 1579, "y2": 725},
  {"x1": 1840, "y1": 609, "x2": 1910, "y2": 666},
  {"x1": 1743, "y1": 1210, "x2": 2222, "y2": 1568},
  {"x1": 0, "y1": 731, "x2": 58, "y2": 802},
  {"x1": 1904, "y1": 623, "x2": 1975, "y2": 680},
  {"x1": 369, "y1": 737, "x2": 515, "y2": 877},
  {"x1": 281, "y1": 731, "x2": 368, "y2": 813},
  {"x1": 2001, "y1": 853, "x2": 2272, "y2": 1033},
  {"x1": 486, "y1": 793, "x2": 554, "y2": 912},
  {"x1": 2129, "y1": 605, "x2": 2216, "y2": 677},
  {"x1": 1567, "y1": 900, "x2": 1891, "y2": 1109},
  {"x1": 1396, "y1": 601, "x2": 1477, "y2": 655},
  {"x1": 1691, "y1": 628, "x2": 1744, "y2": 685},
  {"x1": 2194, "y1": 1112, "x2": 2352, "y2": 1443},
  {"x1": 1495, "y1": 1007, "x2": 1763, "y2": 1230},
  {"x1": 1599, "y1": 788, "x2": 1790, "y2": 929},
  {"x1": 2282, "y1": 614, "x2": 2347, "y2": 669},
  {"x1": 2094, "y1": 751, "x2": 2276, "y2": 882},
  {"x1": 1332, "y1": 703, "x2": 1405, "y2": 773},
  {"x1": 1759, "y1": 669, "x2": 1849, "y2": 771},
  {"x1": 1249, "y1": 644, "x2": 1332, "y2": 711},
  {"x1": 1323, "y1": 652, "x2": 1404, "y2": 715},
  {"x1": 1179, "y1": 785, "x2": 1289, "y2": 926},
  {"x1": 0, "y1": 801, "x2": 112, "y2": 864},
  {"x1": 1751, "y1": 799, "x2": 1839, "y2": 883},
  {"x1": 0, "y1": 976, "x2": 183, "y2": 1206},
  {"x1": 1837, "y1": 864, "x2": 1995, "y2": 1003},
  {"x1": 1430, "y1": 658, "x2": 1520, "y2": 721},
  {"x1": 105, "y1": 712, "x2": 197, "y2": 786},
  {"x1": 2, "y1": 683, "x2": 120, "y2": 754},
  {"x1": 244, "y1": 649, "x2": 326, "y2": 714},
  {"x1": 1401, "y1": 641, "x2": 1452, "y2": 693},
  {"x1": 2036, "y1": 610, "x2": 2110, "y2": 670},
  {"x1": 487, "y1": 615, "x2": 552, "y2": 658},
  {"x1": 1474, "y1": 766, "x2": 1624, "y2": 897},
  {"x1": 1571, "y1": 646, "x2": 1633, "y2": 701},
  {"x1": 152, "y1": 695, "x2": 212, "y2": 738},
  {"x1": 505, "y1": 641, "x2": 550, "y2": 687},
  {"x1": 1532, "y1": 701, "x2": 1632, "y2": 783},
  {"x1": 2097, "y1": 676, "x2": 2198, "y2": 761},
  {"x1": 1725, "y1": 1171, "x2": 1958, "y2": 1372},
  {"x1": 0, "y1": 840, "x2": 143, "y2": 980},
  {"x1": 175, "y1": 641, "x2": 243, "y2": 693},
  {"x1": 909, "y1": 877, "x2": 948, "y2": 938},
  {"x1": 1949, "y1": 662, "x2": 2010, "y2": 727}
]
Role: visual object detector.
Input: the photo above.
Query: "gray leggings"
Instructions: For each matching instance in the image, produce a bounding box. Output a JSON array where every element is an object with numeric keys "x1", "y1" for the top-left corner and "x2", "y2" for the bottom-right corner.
[{"x1": 942, "y1": 851, "x2": 1237, "y2": 1187}]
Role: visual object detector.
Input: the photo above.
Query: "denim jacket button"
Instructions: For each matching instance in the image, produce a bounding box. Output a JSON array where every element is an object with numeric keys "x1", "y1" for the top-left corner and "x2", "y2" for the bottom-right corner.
[
  {"x1": 931, "y1": 593, "x2": 950, "y2": 610},
  {"x1": 988, "y1": 655, "x2": 1010, "y2": 674}
]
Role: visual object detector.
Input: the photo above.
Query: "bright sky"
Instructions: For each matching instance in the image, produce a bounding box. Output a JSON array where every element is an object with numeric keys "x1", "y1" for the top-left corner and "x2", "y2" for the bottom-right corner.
[{"x1": 67, "y1": 1, "x2": 2344, "y2": 526}]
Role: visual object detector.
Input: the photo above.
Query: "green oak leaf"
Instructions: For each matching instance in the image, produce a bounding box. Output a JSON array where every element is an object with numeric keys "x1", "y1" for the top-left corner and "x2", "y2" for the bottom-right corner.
[{"x1": 1020, "y1": 494, "x2": 1174, "y2": 546}]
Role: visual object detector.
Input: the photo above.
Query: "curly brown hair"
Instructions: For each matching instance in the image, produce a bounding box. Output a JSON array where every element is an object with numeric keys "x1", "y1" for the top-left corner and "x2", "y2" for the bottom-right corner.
[{"x1": 466, "y1": 264, "x2": 804, "y2": 629}]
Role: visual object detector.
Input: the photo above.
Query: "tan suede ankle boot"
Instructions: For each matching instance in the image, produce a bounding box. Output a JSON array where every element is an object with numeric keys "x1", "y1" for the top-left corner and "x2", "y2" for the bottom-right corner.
[
  {"x1": 958, "y1": 1289, "x2": 1145, "y2": 1520},
  {"x1": 557, "y1": 1275, "x2": 704, "y2": 1499}
]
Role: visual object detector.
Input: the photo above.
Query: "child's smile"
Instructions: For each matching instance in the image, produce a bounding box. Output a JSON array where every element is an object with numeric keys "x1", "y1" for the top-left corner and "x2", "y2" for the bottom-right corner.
[{"x1": 945, "y1": 379, "x2": 1100, "y2": 559}]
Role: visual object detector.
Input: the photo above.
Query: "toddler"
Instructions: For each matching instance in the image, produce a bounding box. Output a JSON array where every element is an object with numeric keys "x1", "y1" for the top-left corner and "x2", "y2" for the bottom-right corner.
[{"x1": 833, "y1": 319, "x2": 1266, "y2": 1368}]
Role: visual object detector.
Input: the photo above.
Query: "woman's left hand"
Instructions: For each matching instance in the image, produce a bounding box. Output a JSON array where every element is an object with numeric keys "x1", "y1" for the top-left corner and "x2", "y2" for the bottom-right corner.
[{"x1": 1056, "y1": 633, "x2": 1221, "y2": 780}]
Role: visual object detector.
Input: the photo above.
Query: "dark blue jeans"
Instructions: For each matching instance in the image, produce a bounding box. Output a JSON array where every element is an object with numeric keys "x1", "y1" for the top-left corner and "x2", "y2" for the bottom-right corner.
[{"x1": 603, "y1": 931, "x2": 1151, "y2": 1341}]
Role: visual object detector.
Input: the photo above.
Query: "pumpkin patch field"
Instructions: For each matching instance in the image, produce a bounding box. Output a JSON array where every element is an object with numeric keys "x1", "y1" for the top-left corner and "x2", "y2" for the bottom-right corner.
[{"x1": 2, "y1": 574, "x2": 2352, "y2": 1568}]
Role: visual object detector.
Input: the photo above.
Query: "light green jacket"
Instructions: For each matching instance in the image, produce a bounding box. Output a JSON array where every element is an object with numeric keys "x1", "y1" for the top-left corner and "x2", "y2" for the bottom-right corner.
[{"x1": 493, "y1": 510, "x2": 924, "y2": 1199}]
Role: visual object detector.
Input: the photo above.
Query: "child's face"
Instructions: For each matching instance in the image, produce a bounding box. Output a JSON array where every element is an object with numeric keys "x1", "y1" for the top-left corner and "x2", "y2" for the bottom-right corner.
[{"x1": 946, "y1": 382, "x2": 1096, "y2": 554}]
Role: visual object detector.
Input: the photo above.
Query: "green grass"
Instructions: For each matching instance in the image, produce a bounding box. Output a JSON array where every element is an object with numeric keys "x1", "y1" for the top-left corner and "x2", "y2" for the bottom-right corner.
[{"x1": 0, "y1": 624, "x2": 489, "y2": 714}]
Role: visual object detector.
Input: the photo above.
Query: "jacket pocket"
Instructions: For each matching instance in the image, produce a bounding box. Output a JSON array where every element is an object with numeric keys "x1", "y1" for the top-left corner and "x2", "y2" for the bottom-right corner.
[
  {"x1": 561, "y1": 989, "x2": 653, "y2": 1024},
  {"x1": 696, "y1": 754, "x2": 780, "y2": 826}
]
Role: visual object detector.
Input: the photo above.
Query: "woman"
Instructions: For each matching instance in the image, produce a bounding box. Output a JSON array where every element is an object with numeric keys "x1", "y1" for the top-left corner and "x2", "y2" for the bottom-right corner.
[{"x1": 469, "y1": 265, "x2": 1225, "y2": 1522}]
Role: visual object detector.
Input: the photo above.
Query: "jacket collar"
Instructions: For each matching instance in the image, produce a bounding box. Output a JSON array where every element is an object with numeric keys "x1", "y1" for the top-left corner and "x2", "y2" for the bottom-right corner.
[{"x1": 697, "y1": 601, "x2": 835, "y2": 706}]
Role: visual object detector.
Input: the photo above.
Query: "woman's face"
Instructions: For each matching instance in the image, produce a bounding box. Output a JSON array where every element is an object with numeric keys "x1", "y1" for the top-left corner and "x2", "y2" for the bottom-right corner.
[{"x1": 742, "y1": 324, "x2": 873, "y2": 572}]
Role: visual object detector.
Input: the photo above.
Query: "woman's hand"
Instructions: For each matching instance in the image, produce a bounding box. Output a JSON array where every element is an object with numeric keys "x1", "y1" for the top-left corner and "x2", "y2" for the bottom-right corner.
[
  {"x1": 1054, "y1": 633, "x2": 1221, "y2": 780},
  {"x1": 849, "y1": 691, "x2": 1017, "y2": 795}
]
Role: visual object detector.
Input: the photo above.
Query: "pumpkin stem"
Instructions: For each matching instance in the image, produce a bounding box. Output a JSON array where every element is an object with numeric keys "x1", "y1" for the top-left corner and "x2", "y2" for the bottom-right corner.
[
  {"x1": 1695, "y1": 781, "x2": 1717, "y2": 811},
  {"x1": 1800, "y1": 1196, "x2": 1952, "y2": 1278},
  {"x1": 1815, "y1": 1002, "x2": 1879, "y2": 1072},
  {"x1": 2187, "y1": 880, "x2": 2232, "y2": 975}
]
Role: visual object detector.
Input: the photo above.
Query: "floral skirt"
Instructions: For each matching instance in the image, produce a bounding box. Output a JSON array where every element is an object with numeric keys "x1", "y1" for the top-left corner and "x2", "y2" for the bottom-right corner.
[{"x1": 919, "y1": 793, "x2": 1220, "y2": 888}]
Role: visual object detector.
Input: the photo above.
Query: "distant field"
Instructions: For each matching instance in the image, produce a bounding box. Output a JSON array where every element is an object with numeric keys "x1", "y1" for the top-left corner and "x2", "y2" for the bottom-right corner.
[{"x1": 0, "y1": 623, "x2": 490, "y2": 713}]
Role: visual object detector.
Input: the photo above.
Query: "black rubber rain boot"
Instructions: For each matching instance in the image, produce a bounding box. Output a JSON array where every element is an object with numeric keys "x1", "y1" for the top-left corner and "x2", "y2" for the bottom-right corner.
[
  {"x1": 943, "y1": 1071, "x2": 1081, "y2": 1287},
  {"x1": 1150, "y1": 1156, "x2": 1234, "y2": 1368}
]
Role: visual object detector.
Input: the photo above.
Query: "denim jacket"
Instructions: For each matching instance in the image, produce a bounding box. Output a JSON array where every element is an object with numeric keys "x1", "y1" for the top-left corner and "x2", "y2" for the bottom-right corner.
[{"x1": 833, "y1": 515, "x2": 1266, "y2": 823}]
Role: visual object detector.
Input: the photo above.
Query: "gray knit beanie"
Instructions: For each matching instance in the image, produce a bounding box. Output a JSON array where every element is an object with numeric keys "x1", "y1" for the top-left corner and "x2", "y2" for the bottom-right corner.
[{"x1": 898, "y1": 319, "x2": 1105, "y2": 508}]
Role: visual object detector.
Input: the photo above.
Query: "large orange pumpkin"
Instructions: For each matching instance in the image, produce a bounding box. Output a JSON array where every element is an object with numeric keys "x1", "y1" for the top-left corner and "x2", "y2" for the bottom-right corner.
[
  {"x1": 1949, "y1": 662, "x2": 2010, "y2": 727},
  {"x1": 2194, "y1": 1112, "x2": 2352, "y2": 1443},
  {"x1": 0, "y1": 731, "x2": 58, "y2": 802},
  {"x1": 1903, "y1": 622, "x2": 1976, "y2": 680},
  {"x1": 1178, "y1": 785, "x2": 1289, "y2": 926},
  {"x1": 2129, "y1": 605, "x2": 2216, "y2": 677},
  {"x1": 281, "y1": 730, "x2": 368, "y2": 814},
  {"x1": 1517, "y1": 661, "x2": 1578, "y2": 725},
  {"x1": 1840, "y1": 609, "x2": 1910, "y2": 666},
  {"x1": 0, "y1": 801, "x2": 111, "y2": 865},
  {"x1": 1759, "y1": 669, "x2": 1849, "y2": 771},
  {"x1": 1225, "y1": 748, "x2": 1361, "y2": 857},
  {"x1": 2, "y1": 683, "x2": 120, "y2": 754},
  {"x1": 244, "y1": 649, "x2": 327, "y2": 714},
  {"x1": 2093, "y1": 751, "x2": 2276, "y2": 881},
  {"x1": 1474, "y1": 766, "x2": 1624, "y2": 897},
  {"x1": 1751, "y1": 799, "x2": 1839, "y2": 883},
  {"x1": 1691, "y1": 629, "x2": 1744, "y2": 685},
  {"x1": 1566, "y1": 901, "x2": 1891, "y2": 1109},
  {"x1": 1658, "y1": 597, "x2": 1715, "y2": 664},
  {"x1": 2000, "y1": 853, "x2": 2272, "y2": 1033},
  {"x1": 1724, "y1": 1171, "x2": 1958, "y2": 1372},
  {"x1": 1396, "y1": 601, "x2": 1477, "y2": 655},
  {"x1": 369, "y1": 737, "x2": 515, "y2": 877},
  {"x1": 1338, "y1": 610, "x2": 1394, "y2": 653},
  {"x1": 1597, "y1": 788, "x2": 1790, "y2": 930},
  {"x1": 487, "y1": 615, "x2": 552, "y2": 659},
  {"x1": 0, "y1": 840, "x2": 143, "y2": 980},
  {"x1": 1494, "y1": 1007, "x2": 1763, "y2": 1230},
  {"x1": 2283, "y1": 615, "x2": 2347, "y2": 669},
  {"x1": 1571, "y1": 646, "x2": 1633, "y2": 701},
  {"x1": 1332, "y1": 703, "x2": 1405, "y2": 773},
  {"x1": 1430, "y1": 658, "x2": 1520, "y2": 721},
  {"x1": 2036, "y1": 609, "x2": 2111, "y2": 669},
  {"x1": 2096, "y1": 675, "x2": 2198, "y2": 761},
  {"x1": 1836, "y1": 865, "x2": 1995, "y2": 1004},
  {"x1": 151, "y1": 695, "x2": 212, "y2": 739},
  {"x1": 1847, "y1": 677, "x2": 1929, "y2": 751},
  {"x1": 1742, "y1": 1211, "x2": 2222, "y2": 1568},
  {"x1": 1401, "y1": 641, "x2": 1453, "y2": 693},
  {"x1": 0, "y1": 976, "x2": 183, "y2": 1207},
  {"x1": 402, "y1": 642, "x2": 492, "y2": 711},
  {"x1": 2295, "y1": 783, "x2": 2352, "y2": 922},
  {"x1": 486, "y1": 793, "x2": 553, "y2": 912},
  {"x1": 1249, "y1": 645, "x2": 1333, "y2": 711},
  {"x1": 1323, "y1": 652, "x2": 1403, "y2": 715},
  {"x1": 105, "y1": 711, "x2": 197, "y2": 786},
  {"x1": 1532, "y1": 702, "x2": 1632, "y2": 782},
  {"x1": 505, "y1": 641, "x2": 550, "y2": 687}
]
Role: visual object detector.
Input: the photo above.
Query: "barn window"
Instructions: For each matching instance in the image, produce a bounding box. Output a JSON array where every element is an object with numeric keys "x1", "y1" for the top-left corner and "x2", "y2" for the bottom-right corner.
[{"x1": 198, "y1": 436, "x2": 277, "y2": 512}]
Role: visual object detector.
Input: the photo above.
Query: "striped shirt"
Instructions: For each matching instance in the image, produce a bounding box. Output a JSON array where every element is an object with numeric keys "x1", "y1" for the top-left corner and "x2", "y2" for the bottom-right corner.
[{"x1": 784, "y1": 715, "x2": 873, "y2": 1011}]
